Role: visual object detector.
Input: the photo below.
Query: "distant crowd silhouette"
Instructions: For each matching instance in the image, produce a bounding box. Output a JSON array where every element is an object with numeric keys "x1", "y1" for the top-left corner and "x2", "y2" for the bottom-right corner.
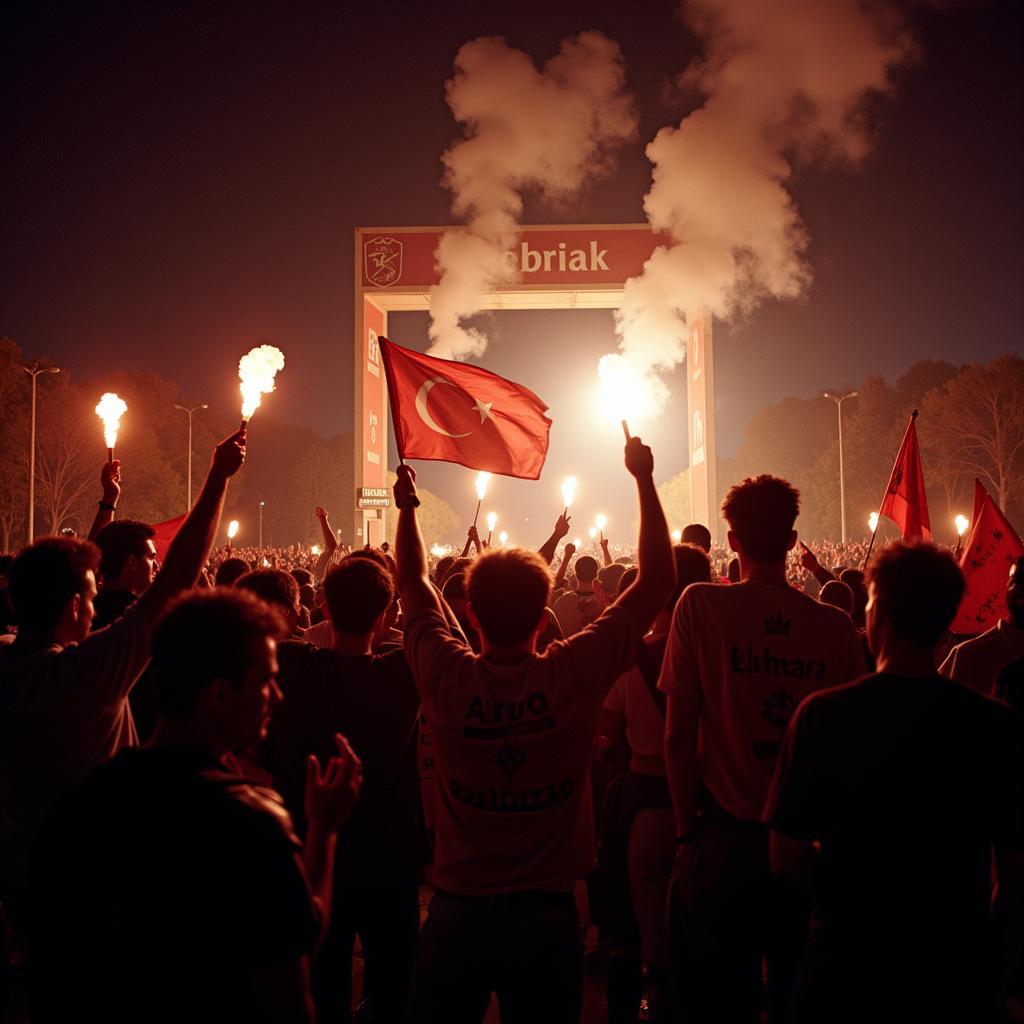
[{"x1": 1, "y1": 427, "x2": 1021, "y2": 1023}]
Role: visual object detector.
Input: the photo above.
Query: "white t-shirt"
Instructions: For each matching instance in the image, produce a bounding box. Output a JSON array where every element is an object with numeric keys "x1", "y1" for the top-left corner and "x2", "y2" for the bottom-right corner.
[
  {"x1": 603, "y1": 666, "x2": 665, "y2": 758},
  {"x1": 659, "y1": 580, "x2": 865, "y2": 822},
  {"x1": 939, "y1": 620, "x2": 1024, "y2": 696},
  {"x1": 303, "y1": 618, "x2": 334, "y2": 650}
]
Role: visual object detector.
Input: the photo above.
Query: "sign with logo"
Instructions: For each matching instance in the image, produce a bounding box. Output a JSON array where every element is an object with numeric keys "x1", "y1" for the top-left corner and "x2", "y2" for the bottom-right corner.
[
  {"x1": 364, "y1": 236, "x2": 403, "y2": 287},
  {"x1": 357, "y1": 486, "x2": 391, "y2": 509},
  {"x1": 357, "y1": 225, "x2": 667, "y2": 290}
]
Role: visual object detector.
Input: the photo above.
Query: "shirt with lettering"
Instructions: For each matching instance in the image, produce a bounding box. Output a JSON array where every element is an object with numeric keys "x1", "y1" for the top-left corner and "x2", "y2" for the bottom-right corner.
[
  {"x1": 403, "y1": 601, "x2": 644, "y2": 894},
  {"x1": 658, "y1": 580, "x2": 864, "y2": 822}
]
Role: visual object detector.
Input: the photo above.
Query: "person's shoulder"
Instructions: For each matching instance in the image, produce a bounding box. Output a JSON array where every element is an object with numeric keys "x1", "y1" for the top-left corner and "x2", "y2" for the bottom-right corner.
[{"x1": 951, "y1": 625, "x2": 1001, "y2": 655}]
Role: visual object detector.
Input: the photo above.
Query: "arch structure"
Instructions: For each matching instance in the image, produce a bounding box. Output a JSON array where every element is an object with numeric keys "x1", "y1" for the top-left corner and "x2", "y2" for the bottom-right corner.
[{"x1": 353, "y1": 224, "x2": 717, "y2": 545}]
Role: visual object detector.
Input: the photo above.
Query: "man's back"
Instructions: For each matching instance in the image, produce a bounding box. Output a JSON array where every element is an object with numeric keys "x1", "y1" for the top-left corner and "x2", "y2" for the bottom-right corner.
[
  {"x1": 29, "y1": 746, "x2": 319, "y2": 1023},
  {"x1": 268, "y1": 642, "x2": 427, "y2": 869},
  {"x1": 661, "y1": 580, "x2": 864, "y2": 821},
  {"x1": 940, "y1": 619, "x2": 1024, "y2": 695},
  {"x1": 766, "y1": 673, "x2": 1022, "y2": 1014}
]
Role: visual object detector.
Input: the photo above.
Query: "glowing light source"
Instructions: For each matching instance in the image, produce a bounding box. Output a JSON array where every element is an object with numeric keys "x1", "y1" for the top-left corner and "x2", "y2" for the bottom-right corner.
[
  {"x1": 95, "y1": 393, "x2": 128, "y2": 455},
  {"x1": 671, "y1": 529, "x2": 682, "y2": 542},
  {"x1": 311, "y1": 544, "x2": 321, "y2": 556},
  {"x1": 868, "y1": 512, "x2": 879, "y2": 532},
  {"x1": 227, "y1": 520, "x2": 239, "y2": 540},
  {"x1": 561, "y1": 476, "x2": 577, "y2": 513},
  {"x1": 589, "y1": 527, "x2": 598, "y2": 540},
  {"x1": 475, "y1": 472, "x2": 491, "y2": 501},
  {"x1": 955, "y1": 514, "x2": 969, "y2": 537},
  {"x1": 430, "y1": 543, "x2": 449, "y2": 557},
  {"x1": 597, "y1": 354, "x2": 656, "y2": 430},
  {"x1": 573, "y1": 536, "x2": 583, "y2": 548},
  {"x1": 239, "y1": 344, "x2": 285, "y2": 422},
  {"x1": 499, "y1": 531, "x2": 509, "y2": 547},
  {"x1": 486, "y1": 512, "x2": 497, "y2": 532},
  {"x1": 595, "y1": 514, "x2": 607, "y2": 532}
]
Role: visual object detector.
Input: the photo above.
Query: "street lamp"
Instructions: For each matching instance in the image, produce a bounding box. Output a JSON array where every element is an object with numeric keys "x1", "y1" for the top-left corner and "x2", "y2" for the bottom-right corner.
[
  {"x1": 823, "y1": 390, "x2": 858, "y2": 542},
  {"x1": 23, "y1": 362, "x2": 61, "y2": 544},
  {"x1": 173, "y1": 402, "x2": 208, "y2": 509},
  {"x1": 258, "y1": 499, "x2": 265, "y2": 550}
]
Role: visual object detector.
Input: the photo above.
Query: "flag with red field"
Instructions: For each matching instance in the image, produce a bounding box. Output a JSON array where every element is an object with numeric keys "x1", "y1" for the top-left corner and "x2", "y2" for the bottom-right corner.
[
  {"x1": 952, "y1": 494, "x2": 1024, "y2": 634},
  {"x1": 378, "y1": 337, "x2": 552, "y2": 480},
  {"x1": 878, "y1": 410, "x2": 931, "y2": 541},
  {"x1": 151, "y1": 514, "x2": 186, "y2": 561}
]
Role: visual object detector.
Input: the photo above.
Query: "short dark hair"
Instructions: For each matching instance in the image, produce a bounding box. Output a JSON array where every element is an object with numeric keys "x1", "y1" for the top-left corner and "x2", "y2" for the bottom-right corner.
[
  {"x1": 236, "y1": 569, "x2": 300, "y2": 619},
  {"x1": 434, "y1": 555, "x2": 456, "y2": 587},
  {"x1": 819, "y1": 579, "x2": 854, "y2": 615},
  {"x1": 574, "y1": 555, "x2": 599, "y2": 585},
  {"x1": 152, "y1": 590, "x2": 285, "y2": 720},
  {"x1": 290, "y1": 568, "x2": 313, "y2": 587},
  {"x1": 467, "y1": 549, "x2": 552, "y2": 646},
  {"x1": 9, "y1": 538, "x2": 100, "y2": 631},
  {"x1": 721, "y1": 476, "x2": 800, "y2": 562},
  {"x1": 598, "y1": 563, "x2": 627, "y2": 594},
  {"x1": 324, "y1": 557, "x2": 394, "y2": 634},
  {"x1": 94, "y1": 520, "x2": 155, "y2": 580},
  {"x1": 866, "y1": 541, "x2": 964, "y2": 647},
  {"x1": 681, "y1": 524, "x2": 712, "y2": 553},
  {"x1": 215, "y1": 557, "x2": 250, "y2": 586},
  {"x1": 668, "y1": 543, "x2": 712, "y2": 609}
]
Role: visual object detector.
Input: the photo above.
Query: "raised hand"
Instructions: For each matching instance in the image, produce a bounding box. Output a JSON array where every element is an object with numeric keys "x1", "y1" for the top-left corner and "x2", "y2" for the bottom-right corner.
[
  {"x1": 554, "y1": 512, "x2": 571, "y2": 539},
  {"x1": 211, "y1": 427, "x2": 247, "y2": 480},
  {"x1": 100, "y1": 459, "x2": 121, "y2": 505},
  {"x1": 304, "y1": 733, "x2": 363, "y2": 836},
  {"x1": 623, "y1": 436, "x2": 654, "y2": 480},
  {"x1": 394, "y1": 464, "x2": 419, "y2": 509},
  {"x1": 314, "y1": 506, "x2": 328, "y2": 521}
]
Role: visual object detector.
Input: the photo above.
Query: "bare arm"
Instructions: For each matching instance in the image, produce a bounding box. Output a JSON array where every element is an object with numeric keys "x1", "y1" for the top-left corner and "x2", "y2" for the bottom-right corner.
[
  {"x1": 394, "y1": 465, "x2": 443, "y2": 620},
  {"x1": 798, "y1": 542, "x2": 835, "y2": 588},
  {"x1": 538, "y1": 513, "x2": 571, "y2": 566},
  {"x1": 461, "y1": 525, "x2": 482, "y2": 558},
  {"x1": 554, "y1": 543, "x2": 576, "y2": 590},
  {"x1": 86, "y1": 460, "x2": 121, "y2": 542},
  {"x1": 136, "y1": 429, "x2": 246, "y2": 624},
  {"x1": 614, "y1": 437, "x2": 675, "y2": 630},
  {"x1": 314, "y1": 507, "x2": 338, "y2": 555},
  {"x1": 600, "y1": 537, "x2": 613, "y2": 568}
]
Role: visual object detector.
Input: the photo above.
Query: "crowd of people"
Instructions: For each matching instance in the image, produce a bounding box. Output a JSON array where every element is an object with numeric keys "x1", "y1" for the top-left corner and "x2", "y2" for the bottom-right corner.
[{"x1": 1, "y1": 425, "x2": 1022, "y2": 1024}]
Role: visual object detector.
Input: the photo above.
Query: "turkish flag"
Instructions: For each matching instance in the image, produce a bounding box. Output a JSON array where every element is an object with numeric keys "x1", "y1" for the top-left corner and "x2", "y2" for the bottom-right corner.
[
  {"x1": 378, "y1": 337, "x2": 552, "y2": 479},
  {"x1": 879, "y1": 411, "x2": 931, "y2": 540},
  {"x1": 952, "y1": 494, "x2": 1023, "y2": 634},
  {"x1": 151, "y1": 514, "x2": 186, "y2": 561}
]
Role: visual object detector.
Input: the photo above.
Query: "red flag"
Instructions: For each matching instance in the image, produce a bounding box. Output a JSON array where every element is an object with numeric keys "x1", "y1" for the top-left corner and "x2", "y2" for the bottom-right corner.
[
  {"x1": 952, "y1": 495, "x2": 1023, "y2": 634},
  {"x1": 378, "y1": 337, "x2": 552, "y2": 480},
  {"x1": 878, "y1": 410, "x2": 931, "y2": 540},
  {"x1": 971, "y1": 478, "x2": 987, "y2": 528},
  {"x1": 151, "y1": 514, "x2": 186, "y2": 561}
]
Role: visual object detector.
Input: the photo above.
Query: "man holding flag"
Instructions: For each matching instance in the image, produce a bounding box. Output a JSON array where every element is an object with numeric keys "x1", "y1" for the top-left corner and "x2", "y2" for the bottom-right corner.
[{"x1": 391, "y1": 378, "x2": 674, "y2": 1023}]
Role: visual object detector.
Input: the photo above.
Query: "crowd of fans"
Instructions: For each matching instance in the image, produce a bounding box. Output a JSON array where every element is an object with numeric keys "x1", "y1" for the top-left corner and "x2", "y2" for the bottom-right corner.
[{"x1": 0, "y1": 426, "x2": 1022, "y2": 1024}]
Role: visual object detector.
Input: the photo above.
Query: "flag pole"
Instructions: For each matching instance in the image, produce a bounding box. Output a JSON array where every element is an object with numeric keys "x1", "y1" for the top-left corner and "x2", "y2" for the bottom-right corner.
[{"x1": 378, "y1": 336, "x2": 409, "y2": 469}]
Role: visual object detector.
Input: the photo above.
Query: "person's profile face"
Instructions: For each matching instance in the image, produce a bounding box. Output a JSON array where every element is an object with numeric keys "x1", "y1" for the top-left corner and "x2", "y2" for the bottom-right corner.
[
  {"x1": 1007, "y1": 559, "x2": 1024, "y2": 620},
  {"x1": 233, "y1": 637, "x2": 281, "y2": 746}
]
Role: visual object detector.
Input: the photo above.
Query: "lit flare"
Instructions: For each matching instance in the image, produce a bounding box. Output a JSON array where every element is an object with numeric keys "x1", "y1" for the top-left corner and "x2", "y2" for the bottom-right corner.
[
  {"x1": 239, "y1": 344, "x2": 285, "y2": 422},
  {"x1": 95, "y1": 393, "x2": 128, "y2": 454},
  {"x1": 955, "y1": 514, "x2": 969, "y2": 537}
]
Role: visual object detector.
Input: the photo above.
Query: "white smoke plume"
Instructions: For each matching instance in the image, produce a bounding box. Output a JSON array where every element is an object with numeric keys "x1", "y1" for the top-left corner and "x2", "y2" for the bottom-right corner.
[
  {"x1": 605, "y1": 0, "x2": 915, "y2": 414},
  {"x1": 429, "y1": 32, "x2": 636, "y2": 360}
]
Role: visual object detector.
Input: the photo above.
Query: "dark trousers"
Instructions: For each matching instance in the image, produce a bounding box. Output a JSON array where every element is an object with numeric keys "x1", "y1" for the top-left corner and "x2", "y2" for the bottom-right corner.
[
  {"x1": 668, "y1": 822, "x2": 807, "y2": 1024},
  {"x1": 313, "y1": 868, "x2": 421, "y2": 1024},
  {"x1": 411, "y1": 889, "x2": 582, "y2": 1024}
]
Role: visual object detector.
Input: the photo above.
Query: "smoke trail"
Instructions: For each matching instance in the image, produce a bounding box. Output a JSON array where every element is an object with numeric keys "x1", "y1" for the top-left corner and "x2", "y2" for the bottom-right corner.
[
  {"x1": 605, "y1": 0, "x2": 915, "y2": 412},
  {"x1": 430, "y1": 31, "x2": 636, "y2": 360}
]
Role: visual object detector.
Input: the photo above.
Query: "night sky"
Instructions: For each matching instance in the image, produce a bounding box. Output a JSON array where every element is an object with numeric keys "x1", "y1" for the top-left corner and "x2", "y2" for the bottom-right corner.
[{"x1": 3, "y1": 1, "x2": 1021, "y2": 536}]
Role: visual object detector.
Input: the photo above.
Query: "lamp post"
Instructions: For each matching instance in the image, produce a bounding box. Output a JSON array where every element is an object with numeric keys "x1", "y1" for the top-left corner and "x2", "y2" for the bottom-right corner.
[
  {"x1": 173, "y1": 402, "x2": 207, "y2": 509},
  {"x1": 823, "y1": 390, "x2": 858, "y2": 542},
  {"x1": 23, "y1": 362, "x2": 61, "y2": 544},
  {"x1": 258, "y1": 499, "x2": 265, "y2": 550}
]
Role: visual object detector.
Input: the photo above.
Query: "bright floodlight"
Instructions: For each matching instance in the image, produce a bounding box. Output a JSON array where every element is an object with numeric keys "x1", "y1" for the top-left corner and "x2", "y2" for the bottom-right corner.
[
  {"x1": 955, "y1": 514, "x2": 969, "y2": 537},
  {"x1": 95, "y1": 393, "x2": 128, "y2": 450},
  {"x1": 239, "y1": 344, "x2": 285, "y2": 421}
]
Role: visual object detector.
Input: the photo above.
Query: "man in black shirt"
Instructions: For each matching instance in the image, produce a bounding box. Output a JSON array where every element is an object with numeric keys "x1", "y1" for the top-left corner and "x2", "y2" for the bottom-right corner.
[
  {"x1": 765, "y1": 541, "x2": 1024, "y2": 1022},
  {"x1": 91, "y1": 519, "x2": 158, "y2": 630},
  {"x1": 28, "y1": 589, "x2": 361, "y2": 1023},
  {"x1": 265, "y1": 554, "x2": 429, "y2": 1024}
]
